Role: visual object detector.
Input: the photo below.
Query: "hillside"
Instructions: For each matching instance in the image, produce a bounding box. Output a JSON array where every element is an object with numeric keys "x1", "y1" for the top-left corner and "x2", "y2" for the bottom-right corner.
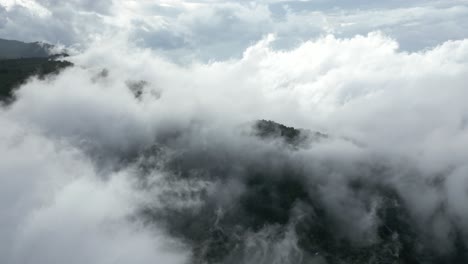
[
  {"x1": 0, "y1": 57, "x2": 72, "y2": 102},
  {"x1": 0, "y1": 39, "x2": 72, "y2": 102},
  {"x1": 0, "y1": 38, "x2": 52, "y2": 59}
]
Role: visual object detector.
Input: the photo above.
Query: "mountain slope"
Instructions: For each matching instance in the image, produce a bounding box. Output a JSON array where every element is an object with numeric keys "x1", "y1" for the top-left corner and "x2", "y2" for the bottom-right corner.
[
  {"x1": 0, "y1": 39, "x2": 72, "y2": 103},
  {"x1": 0, "y1": 57, "x2": 72, "y2": 102},
  {"x1": 0, "y1": 38, "x2": 52, "y2": 59}
]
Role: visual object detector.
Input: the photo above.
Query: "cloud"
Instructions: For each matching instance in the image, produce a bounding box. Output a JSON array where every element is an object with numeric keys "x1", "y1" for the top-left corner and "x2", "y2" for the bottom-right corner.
[
  {"x1": 2, "y1": 1, "x2": 468, "y2": 262},
  {"x1": 2, "y1": 0, "x2": 468, "y2": 61},
  {"x1": 6, "y1": 31, "x2": 468, "y2": 180},
  {"x1": 2, "y1": 30, "x2": 468, "y2": 262},
  {"x1": 0, "y1": 113, "x2": 189, "y2": 264}
]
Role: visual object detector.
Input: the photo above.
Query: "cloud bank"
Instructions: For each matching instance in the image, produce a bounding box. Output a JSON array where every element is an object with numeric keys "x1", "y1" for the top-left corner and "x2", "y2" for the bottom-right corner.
[
  {"x1": 1, "y1": 29, "x2": 468, "y2": 263},
  {"x1": 2, "y1": 0, "x2": 468, "y2": 263},
  {"x1": 2, "y1": 0, "x2": 468, "y2": 60}
]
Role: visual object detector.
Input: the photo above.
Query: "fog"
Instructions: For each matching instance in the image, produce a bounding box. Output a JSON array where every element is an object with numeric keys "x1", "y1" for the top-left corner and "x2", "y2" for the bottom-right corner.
[
  {"x1": 2, "y1": 1, "x2": 468, "y2": 263},
  {"x1": 0, "y1": 0, "x2": 468, "y2": 264}
]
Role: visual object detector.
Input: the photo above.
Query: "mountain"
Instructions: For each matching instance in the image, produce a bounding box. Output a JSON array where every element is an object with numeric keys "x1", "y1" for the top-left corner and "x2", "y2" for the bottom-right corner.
[
  {"x1": 254, "y1": 119, "x2": 327, "y2": 145},
  {"x1": 0, "y1": 38, "x2": 52, "y2": 59},
  {"x1": 136, "y1": 120, "x2": 468, "y2": 264},
  {"x1": 0, "y1": 39, "x2": 72, "y2": 103},
  {"x1": 0, "y1": 58, "x2": 72, "y2": 102}
]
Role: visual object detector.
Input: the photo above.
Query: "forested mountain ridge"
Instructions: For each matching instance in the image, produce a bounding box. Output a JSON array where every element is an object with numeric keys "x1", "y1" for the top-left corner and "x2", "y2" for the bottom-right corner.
[{"x1": 0, "y1": 38, "x2": 72, "y2": 102}]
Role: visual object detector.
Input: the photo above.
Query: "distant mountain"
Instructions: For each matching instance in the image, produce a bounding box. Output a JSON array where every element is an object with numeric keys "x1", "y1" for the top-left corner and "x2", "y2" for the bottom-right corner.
[{"x1": 0, "y1": 38, "x2": 52, "y2": 59}]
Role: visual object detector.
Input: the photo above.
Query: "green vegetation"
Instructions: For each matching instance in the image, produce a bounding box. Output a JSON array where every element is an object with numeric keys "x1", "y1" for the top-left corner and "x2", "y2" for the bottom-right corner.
[
  {"x1": 0, "y1": 38, "x2": 72, "y2": 102},
  {"x1": 0, "y1": 57, "x2": 72, "y2": 102}
]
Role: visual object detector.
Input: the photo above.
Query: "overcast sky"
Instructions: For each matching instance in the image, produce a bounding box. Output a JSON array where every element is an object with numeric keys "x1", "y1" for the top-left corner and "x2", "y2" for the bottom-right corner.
[{"x1": 2, "y1": 0, "x2": 468, "y2": 60}]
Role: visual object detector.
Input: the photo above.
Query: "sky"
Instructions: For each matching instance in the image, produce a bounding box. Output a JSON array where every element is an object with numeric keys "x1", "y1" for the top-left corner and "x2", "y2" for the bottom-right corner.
[
  {"x1": 2, "y1": 0, "x2": 468, "y2": 60},
  {"x1": 2, "y1": 1, "x2": 468, "y2": 264}
]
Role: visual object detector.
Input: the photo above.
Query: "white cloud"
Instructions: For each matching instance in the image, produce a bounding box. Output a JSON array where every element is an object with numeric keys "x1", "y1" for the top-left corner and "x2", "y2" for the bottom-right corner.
[
  {"x1": 6, "y1": 32, "x2": 468, "y2": 171},
  {"x1": 1, "y1": 0, "x2": 468, "y2": 60},
  {"x1": 0, "y1": 114, "x2": 189, "y2": 264},
  {"x1": 2, "y1": 1, "x2": 468, "y2": 262}
]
